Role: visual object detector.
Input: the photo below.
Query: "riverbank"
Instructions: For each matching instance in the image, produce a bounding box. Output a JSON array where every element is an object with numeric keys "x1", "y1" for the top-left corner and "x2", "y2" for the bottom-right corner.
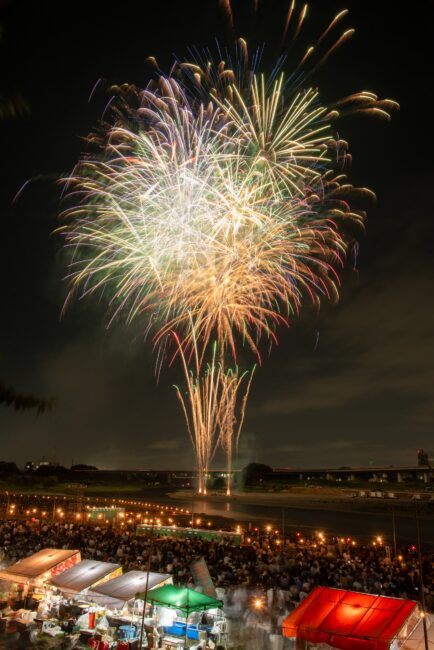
[
  {"x1": 168, "y1": 486, "x2": 434, "y2": 517},
  {"x1": 1, "y1": 484, "x2": 432, "y2": 547}
]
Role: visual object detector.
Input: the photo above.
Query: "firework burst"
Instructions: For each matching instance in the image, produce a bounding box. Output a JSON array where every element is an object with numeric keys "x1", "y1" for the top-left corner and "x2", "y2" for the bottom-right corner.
[{"x1": 61, "y1": 64, "x2": 391, "y2": 360}]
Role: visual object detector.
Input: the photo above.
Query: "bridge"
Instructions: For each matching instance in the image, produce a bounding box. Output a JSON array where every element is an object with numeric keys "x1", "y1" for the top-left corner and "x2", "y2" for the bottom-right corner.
[{"x1": 273, "y1": 465, "x2": 433, "y2": 484}]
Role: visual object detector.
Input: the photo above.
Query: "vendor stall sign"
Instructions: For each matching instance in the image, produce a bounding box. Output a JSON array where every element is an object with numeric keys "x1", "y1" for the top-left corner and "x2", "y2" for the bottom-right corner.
[
  {"x1": 50, "y1": 553, "x2": 80, "y2": 578},
  {"x1": 92, "y1": 564, "x2": 123, "y2": 589},
  {"x1": 190, "y1": 558, "x2": 216, "y2": 598}
]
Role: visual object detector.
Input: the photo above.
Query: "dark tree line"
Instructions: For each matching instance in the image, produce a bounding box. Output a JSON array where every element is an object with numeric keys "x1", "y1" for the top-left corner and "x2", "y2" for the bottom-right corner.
[{"x1": 0, "y1": 380, "x2": 53, "y2": 414}]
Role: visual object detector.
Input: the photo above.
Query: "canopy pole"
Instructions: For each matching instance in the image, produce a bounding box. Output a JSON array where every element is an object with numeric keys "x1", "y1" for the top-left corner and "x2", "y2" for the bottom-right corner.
[
  {"x1": 184, "y1": 590, "x2": 189, "y2": 650},
  {"x1": 139, "y1": 519, "x2": 155, "y2": 649}
]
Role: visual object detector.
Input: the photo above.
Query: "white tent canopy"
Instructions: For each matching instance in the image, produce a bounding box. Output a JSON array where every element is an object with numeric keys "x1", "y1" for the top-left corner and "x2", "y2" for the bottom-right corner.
[
  {"x1": 402, "y1": 614, "x2": 433, "y2": 649},
  {"x1": 86, "y1": 571, "x2": 171, "y2": 609},
  {"x1": 49, "y1": 560, "x2": 121, "y2": 596}
]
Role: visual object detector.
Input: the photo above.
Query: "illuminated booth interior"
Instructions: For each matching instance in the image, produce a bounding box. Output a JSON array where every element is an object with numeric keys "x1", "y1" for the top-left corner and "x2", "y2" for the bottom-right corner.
[
  {"x1": 282, "y1": 587, "x2": 419, "y2": 650},
  {"x1": 0, "y1": 548, "x2": 80, "y2": 597}
]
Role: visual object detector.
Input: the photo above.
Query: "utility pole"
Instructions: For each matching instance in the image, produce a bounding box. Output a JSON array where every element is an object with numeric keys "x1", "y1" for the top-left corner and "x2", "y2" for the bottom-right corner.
[
  {"x1": 391, "y1": 505, "x2": 397, "y2": 557},
  {"x1": 415, "y1": 503, "x2": 429, "y2": 650}
]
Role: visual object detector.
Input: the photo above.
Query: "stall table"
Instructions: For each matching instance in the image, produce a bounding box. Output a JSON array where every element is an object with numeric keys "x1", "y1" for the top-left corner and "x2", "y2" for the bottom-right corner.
[{"x1": 162, "y1": 636, "x2": 185, "y2": 649}]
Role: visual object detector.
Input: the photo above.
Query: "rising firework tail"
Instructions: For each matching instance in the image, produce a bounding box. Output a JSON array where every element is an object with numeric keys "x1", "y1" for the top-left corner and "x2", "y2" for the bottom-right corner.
[
  {"x1": 173, "y1": 332, "x2": 254, "y2": 495},
  {"x1": 217, "y1": 365, "x2": 255, "y2": 495}
]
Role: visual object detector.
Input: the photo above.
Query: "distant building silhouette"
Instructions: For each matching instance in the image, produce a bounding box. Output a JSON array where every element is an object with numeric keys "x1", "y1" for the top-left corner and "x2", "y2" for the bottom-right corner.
[
  {"x1": 417, "y1": 448, "x2": 430, "y2": 467},
  {"x1": 24, "y1": 456, "x2": 59, "y2": 471}
]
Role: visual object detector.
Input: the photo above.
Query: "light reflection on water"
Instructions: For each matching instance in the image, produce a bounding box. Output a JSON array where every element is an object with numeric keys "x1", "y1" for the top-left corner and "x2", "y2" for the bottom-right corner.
[{"x1": 165, "y1": 494, "x2": 434, "y2": 549}]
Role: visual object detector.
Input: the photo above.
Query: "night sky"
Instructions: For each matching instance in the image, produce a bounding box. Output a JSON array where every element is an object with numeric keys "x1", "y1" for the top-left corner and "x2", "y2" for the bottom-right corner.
[{"x1": 1, "y1": 0, "x2": 433, "y2": 470}]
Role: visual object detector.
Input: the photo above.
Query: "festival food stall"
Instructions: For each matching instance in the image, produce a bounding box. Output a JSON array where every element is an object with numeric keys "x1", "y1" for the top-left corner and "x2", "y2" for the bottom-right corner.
[
  {"x1": 88, "y1": 507, "x2": 125, "y2": 524},
  {"x1": 10, "y1": 569, "x2": 173, "y2": 646},
  {"x1": 0, "y1": 548, "x2": 81, "y2": 600},
  {"x1": 48, "y1": 560, "x2": 122, "y2": 599},
  {"x1": 137, "y1": 523, "x2": 243, "y2": 546},
  {"x1": 138, "y1": 585, "x2": 225, "y2": 648},
  {"x1": 72, "y1": 570, "x2": 173, "y2": 642},
  {"x1": 87, "y1": 570, "x2": 172, "y2": 611},
  {"x1": 282, "y1": 586, "x2": 420, "y2": 650}
]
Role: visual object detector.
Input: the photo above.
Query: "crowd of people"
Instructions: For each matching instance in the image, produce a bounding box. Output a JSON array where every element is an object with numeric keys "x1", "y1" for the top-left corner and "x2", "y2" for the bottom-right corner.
[{"x1": 0, "y1": 518, "x2": 433, "y2": 619}]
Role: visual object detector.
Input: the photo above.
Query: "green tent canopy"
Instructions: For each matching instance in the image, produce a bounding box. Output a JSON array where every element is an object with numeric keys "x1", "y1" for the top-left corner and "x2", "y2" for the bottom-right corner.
[{"x1": 136, "y1": 585, "x2": 223, "y2": 616}]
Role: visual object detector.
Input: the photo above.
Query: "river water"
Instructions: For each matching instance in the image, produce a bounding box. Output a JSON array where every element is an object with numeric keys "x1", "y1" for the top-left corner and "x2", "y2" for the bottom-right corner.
[{"x1": 149, "y1": 491, "x2": 434, "y2": 549}]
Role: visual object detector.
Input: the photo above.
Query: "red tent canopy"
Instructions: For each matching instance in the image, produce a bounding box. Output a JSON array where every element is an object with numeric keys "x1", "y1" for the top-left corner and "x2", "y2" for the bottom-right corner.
[{"x1": 282, "y1": 587, "x2": 417, "y2": 650}]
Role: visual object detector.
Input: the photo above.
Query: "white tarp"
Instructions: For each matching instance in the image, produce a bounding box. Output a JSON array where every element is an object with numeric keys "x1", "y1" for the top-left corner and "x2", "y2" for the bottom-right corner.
[
  {"x1": 86, "y1": 571, "x2": 171, "y2": 609},
  {"x1": 402, "y1": 614, "x2": 433, "y2": 649},
  {"x1": 49, "y1": 559, "x2": 121, "y2": 595}
]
